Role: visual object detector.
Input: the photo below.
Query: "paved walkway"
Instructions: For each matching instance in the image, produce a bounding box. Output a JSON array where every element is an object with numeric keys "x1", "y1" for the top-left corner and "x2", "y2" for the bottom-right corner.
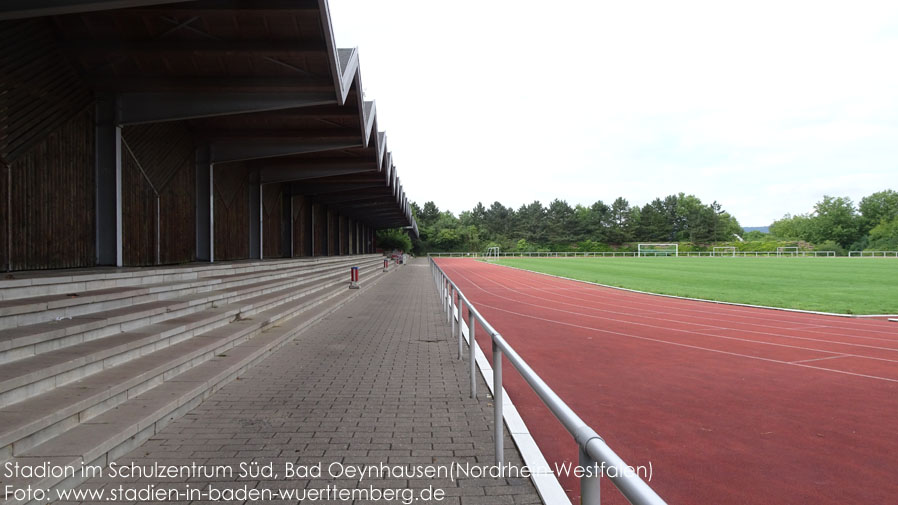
[{"x1": 65, "y1": 258, "x2": 542, "y2": 505}]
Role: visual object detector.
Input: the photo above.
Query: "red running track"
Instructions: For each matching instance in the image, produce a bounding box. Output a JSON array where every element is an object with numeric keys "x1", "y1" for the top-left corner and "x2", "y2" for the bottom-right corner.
[{"x1": 436, "y1": 258, "x2": 898, "y2": 505}]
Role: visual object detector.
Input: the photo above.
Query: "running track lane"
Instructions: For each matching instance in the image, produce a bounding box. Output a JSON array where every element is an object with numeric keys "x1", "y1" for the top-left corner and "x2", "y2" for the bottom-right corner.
[{"x1": 436, "y1": 258, "x2": 898, "y2": 505}]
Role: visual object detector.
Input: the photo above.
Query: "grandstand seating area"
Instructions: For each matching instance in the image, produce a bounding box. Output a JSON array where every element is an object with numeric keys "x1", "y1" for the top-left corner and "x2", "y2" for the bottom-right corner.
[{"x1": 0, "y1": 256, "x2": 387, "y2": 500}]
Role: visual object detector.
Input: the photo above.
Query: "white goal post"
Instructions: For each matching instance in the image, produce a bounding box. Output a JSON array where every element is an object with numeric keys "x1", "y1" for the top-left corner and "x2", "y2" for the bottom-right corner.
[
  {"x1": 485, "y1": 246, "x2": 500, "y2": 259},
  {"x1": 712, "y1": 246, "x2": 736, "y2": 257},
  {"x1": 638, "y1": 243, "x2": 679, "y2": 257},
  {"x1": 776, "y1": 246, "x2": 799, "y2": 257}
]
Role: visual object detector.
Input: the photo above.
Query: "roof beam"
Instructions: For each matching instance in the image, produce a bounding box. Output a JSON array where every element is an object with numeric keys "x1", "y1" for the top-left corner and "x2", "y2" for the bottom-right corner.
[
  {"x1": 248, "y1": 158, "x2": 376, "y2": 170},
  {"x1": 260, "y1": 165, "x2": 376, "y2": 184},
  {"x1": 210, "y1": 140, "x2": 360, "y2": 164},
  {"x1": 255, "y1": 106, "x2": 358, "y2": 119},
  {"x1": 316, "y1": 194, "x2": 388, "y2": 205},
  {"x1": 119, "y1": 0, "x2": 319, "y2": 14},
  {"x1": 85, "y1": 76, "x2": 333, "y2": 93},
  {"x1": 64, "y1": 40, "x2": 327, "y2": 55},
  {"x1": 197, "y1": 129, "x2": 360, "y2": 142},
  {"x1": 290, "y1": 182, "x2": 384, "y2": 195},
  {"x1": 0, "y1": 0, "x2": 190, "y2": 20},
  {"x1": 118, "y1": 91, "x2": 336, "y2": 125}
]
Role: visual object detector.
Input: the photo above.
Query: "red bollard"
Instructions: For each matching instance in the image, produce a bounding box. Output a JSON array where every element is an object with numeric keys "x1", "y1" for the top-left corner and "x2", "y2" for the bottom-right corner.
[{"x1": 349, "y1": 266, "x2": 360, "y2": 289}]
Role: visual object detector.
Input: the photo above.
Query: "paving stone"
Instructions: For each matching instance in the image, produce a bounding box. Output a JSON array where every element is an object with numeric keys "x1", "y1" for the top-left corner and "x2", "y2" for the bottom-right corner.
[{"x1": 70, "y1": 259, "x2": 543, "y2": 504}]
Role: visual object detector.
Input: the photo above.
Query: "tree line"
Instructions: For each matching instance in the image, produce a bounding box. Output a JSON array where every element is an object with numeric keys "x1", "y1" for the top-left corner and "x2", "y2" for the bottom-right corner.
[
  {"x1": 388, "y1": 193, "x2": 742, "y2": 253},
  {"x1": 376, "y1": 189, "x2": 898, "y2": 255},
  {"x1": 768, "y1": 190, "x2": 898, "y2": 253}
]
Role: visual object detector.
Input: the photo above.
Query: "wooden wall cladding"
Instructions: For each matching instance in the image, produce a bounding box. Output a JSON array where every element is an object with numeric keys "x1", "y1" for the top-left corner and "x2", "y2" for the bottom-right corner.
[
  {"x1": 1, "y1": 19, "x2": 95, "y2": 271},
  {"x1": 291, "y1": 194, "x2": 309, "y2": 257},
  {"x1": 1, "y1": 164, "x2": 7, "y2": 270},
  {"x1": 0, "y1": 19, "x2": 93, "y2": 165},
  {"x1": 213, "y1": 162, "x2": 250, "y2": 261},
  {"x1": 262, "y1": 183, "x2": 283, "y2": 259},
  {"x1": 313, "y1": 203, "x2": 325, "y2": 256},
  {"x1": 121, "y1": 122, "x2": 196, "y2": 266},
  {"x1": 121, "y1": 148, "x2": 156, "y2": 266},
  {"x1": 6, "y1": 110, "x2": 95, "y2": 270},
  {"x1": 158, "y1": 160, "x2": 196, "y2": 264}
]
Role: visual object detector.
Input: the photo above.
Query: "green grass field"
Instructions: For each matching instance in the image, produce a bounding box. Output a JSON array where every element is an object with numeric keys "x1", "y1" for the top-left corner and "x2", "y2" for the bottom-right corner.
[{"x1": 491, "y1": 257, "x2": 898, "y2": 315}]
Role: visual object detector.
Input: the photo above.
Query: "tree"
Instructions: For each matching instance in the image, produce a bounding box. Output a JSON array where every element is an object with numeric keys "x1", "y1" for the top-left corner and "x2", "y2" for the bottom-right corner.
[
  {"x1": 587, "y1": 201, "x2": 611, "y2": 242},
  {"x1": 470, "y1": 202, "x2": 487, "y2": 229},
  {"x1": 515, "y1": 201, "x2": 547, "y2": 244},
  {"x1": 867, "y1": 217, "x2": 898, "y2": 250},
  {"x1": 375, "y1": 228, "x2": 412, "y2": 252},
  {"x1": 608, "y1": 197, "x2": 633, "y2": 243},
  {"x1": 808, "y1": 195, "x2": 861, "y2": 248},
  {"x1": 859, "y1": 190, "x2": 898, "y2": 234},
  {"x1": 546, "y1": 199, "x2": 576, "y2": 244},
  {"x1": 714, "y1": 211, "x2": 743, "y2": 241},
  {"x1": 637, "y1": 199, "x2": 671, "y2": 241},
  {"x1": 420, "y1": 201, "x2": 441, "y2": 226},
  {"x1": 484, "y1": 201, "x2": 513, "y2": 238},
  {"x1": 770, "y1": 213, "x2": 814, "y2": 240}
]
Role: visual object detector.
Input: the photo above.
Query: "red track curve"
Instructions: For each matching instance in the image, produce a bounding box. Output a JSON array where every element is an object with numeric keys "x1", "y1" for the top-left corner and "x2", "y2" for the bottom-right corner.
[{"x1": 435, "y1": 258, "x2": 898, "y2": 505}]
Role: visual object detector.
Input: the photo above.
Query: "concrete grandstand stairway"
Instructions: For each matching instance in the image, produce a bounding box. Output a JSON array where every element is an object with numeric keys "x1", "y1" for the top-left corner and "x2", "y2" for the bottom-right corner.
[{"x1": 0, "y1": 255, "x2": 392, "y2": 503}]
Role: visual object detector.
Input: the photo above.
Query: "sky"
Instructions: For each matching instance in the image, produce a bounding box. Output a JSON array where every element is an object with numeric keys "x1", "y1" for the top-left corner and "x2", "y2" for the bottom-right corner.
[{"x1": 329, "y1": 0, "x2": 898, "y2": 227}]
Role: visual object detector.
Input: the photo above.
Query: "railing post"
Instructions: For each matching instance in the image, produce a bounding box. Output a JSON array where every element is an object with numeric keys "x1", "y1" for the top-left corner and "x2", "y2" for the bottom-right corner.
[
  {"x1": 443, "y1": 278, "x2": 448, "y2": 314},
  {"x1": 468, "y1": 306, "x2": 476, "y2": 399},
  {"x1": 447, "y1": 285, "x2": 453, "y2": 325},
  {"x1": 580, "y1": 446, "x2": 601, "y2": 504},
  {"x1": 457, "y1": 300, "x2": 464, "y2": 360},
  {"x1": 493, "y1": 339, "x2": 504, "y2": 466},
  {"x1": 450, "y1": 288, "x2": 456, "y2": 336}
]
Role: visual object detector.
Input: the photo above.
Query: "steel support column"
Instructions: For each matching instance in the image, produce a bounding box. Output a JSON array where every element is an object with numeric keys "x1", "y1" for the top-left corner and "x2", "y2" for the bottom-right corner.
[
  {"x1": 282, "y1": 186, "x2": 293, "y2": 258},
  {"x1": 361, "y1": 224, "x2": 366, "y2": 253},
  {"x1": 310, "y1": 203, "x2": 316, "y2": 256},
  {"x1": 326, "y1": 208, "x2": 334, "y2": 256},
  {"x1": 249, "y1": 173, "x2": 262, "y2": 259},
  {"x1": 347, "y1": 218, "x2": 353, "y2": 255},
  {"x1": 95, "y1": 94, "x2": 122, "y2": 267},
  {"x1": 195, "y1": 146, "x2": 214, "y2": 262},
  {"x1": 337, "y1": 214, "x2": 343, "y2": 256}
]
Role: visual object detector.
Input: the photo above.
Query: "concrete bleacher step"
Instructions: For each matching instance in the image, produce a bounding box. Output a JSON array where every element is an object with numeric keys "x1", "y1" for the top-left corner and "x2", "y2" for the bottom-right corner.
[
  {"x1": 0, "y1": 261, "x2": 392, "y2": 505},
  {"x1": 0, "y1": 256, "x2": 372, "y2": 330},
  {"x1": 0, "y1": 256, "x2": 349, "y2": 301},
  {"x1": 0, "y1": 258, "x2": 385, "y2": 408},
  {"x1": 0, "y1": 258, "x2": 308, "y2": 306},
  {"x1": 0, "y1": 256, "x2": 378, "y2": 363},
  {"x1": 0, "y1": 259, "x2": 388, "y2": 465}
]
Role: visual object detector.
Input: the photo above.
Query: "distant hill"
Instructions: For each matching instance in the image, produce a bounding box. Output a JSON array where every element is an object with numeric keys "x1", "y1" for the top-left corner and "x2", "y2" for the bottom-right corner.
[{"x1": 743, "y1": 226, "x2": 770, "y2": 233}]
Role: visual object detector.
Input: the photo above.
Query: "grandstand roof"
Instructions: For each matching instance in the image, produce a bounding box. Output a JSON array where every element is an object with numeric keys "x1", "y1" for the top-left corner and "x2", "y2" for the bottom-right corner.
[{"x1": 0, "y1": 0, "x2": 417, "y2": 235}]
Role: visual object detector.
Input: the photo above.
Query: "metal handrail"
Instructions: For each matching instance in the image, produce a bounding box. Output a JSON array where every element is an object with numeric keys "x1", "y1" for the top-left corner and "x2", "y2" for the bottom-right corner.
[{"x1": 429, "y1": 257, "x2": 666, "y2": 505}]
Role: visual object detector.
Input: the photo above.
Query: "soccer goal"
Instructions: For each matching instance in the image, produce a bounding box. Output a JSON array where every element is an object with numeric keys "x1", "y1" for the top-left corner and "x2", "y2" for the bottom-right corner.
[
  {"x1": 713, "y1": 246, "x2": 736, "y2": 257},
  {"x1": 776, "y1": 246, "x2": 799, "y2": 257},
  {"x1": 485, "y1": 246, "x2": 500, "y2": 260},
  {"x1": 638, "y1": 243, "x2": 678, "y2": 257}
]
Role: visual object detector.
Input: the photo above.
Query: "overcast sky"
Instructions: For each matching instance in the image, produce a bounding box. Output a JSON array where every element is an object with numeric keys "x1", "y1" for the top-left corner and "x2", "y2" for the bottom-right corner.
[{"x1": 330, "y1": 0, "x2": 898, "y2": 226}]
